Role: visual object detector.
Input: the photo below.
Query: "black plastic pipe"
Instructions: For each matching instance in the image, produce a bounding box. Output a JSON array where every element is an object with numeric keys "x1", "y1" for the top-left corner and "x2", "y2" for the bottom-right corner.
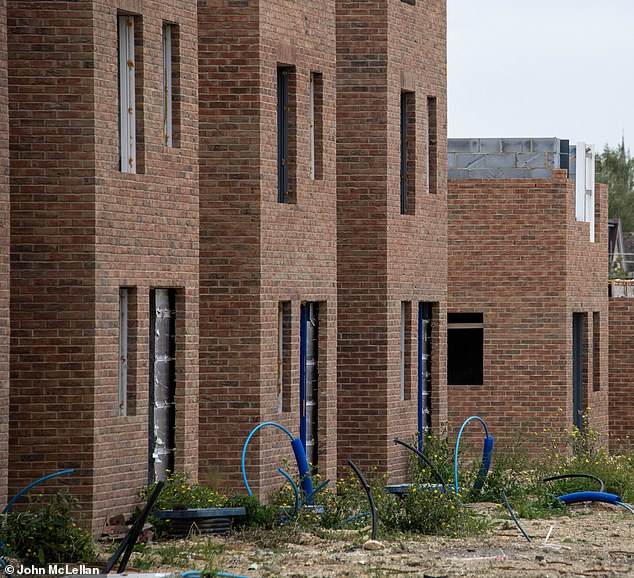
[{"x1": 348, "y1": 460, "x2": 377, "y2": 541}]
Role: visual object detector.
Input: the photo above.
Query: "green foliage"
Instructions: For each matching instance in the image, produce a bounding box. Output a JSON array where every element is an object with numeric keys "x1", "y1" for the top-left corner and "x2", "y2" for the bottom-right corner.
[
  {"x1": 596, "y1": 141, "x2": 634, "y2": 230},
  {"x1": 144, "y1": 472, "x2": 231, "y2": 510},
  {"x1": 0, "y1": 490, "x2": 96, "y2": 566}
]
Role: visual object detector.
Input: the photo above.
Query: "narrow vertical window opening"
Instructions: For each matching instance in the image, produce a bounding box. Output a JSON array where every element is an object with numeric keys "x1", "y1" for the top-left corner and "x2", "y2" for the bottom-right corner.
[
  {"x1": 118, "y1": 288, "x2": 129, "y2": 416},
  {"x1": 310, "y1": 72, "x2": 323, "y2": 180},
  {"x1": 277, "y1": 66, "x2": 295, "y2": 203},
  {"x1": 400, "y1": 92, "x2": 416, "y2": 214},
  {"x1": 162, "y1": 23, "x2": 180, "y2": 147},
  {"x1": 592, "y1": 312, "x2": 600, "y2": 392},
  {"x1": 278, "y1": 301, "x2": 292, "y2": 413},
  {"x1": 118, "y1": 15, "x2": 136, "y2": 172},
  {"x1": 118, "y1": 14, "x2": 144, "y2": 172},
  {"x1": 400, "y1": 302, "x2": 412, "y2": 400},
  {"x1": 426, "y1": 96, "x2": 438, "y2": 193}
]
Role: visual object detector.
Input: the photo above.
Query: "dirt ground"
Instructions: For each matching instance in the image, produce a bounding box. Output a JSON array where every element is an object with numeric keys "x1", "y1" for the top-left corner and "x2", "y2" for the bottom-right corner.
[{"x1": 124, "y1": 503, "x2": 634, "y2": 577}]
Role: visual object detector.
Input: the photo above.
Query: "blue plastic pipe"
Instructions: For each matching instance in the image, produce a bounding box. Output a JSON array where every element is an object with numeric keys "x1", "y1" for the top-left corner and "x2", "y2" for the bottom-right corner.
[
  {"x1": 454, "y1": 416, "x2": 494, "y2": 494},
  {"x1": 2, "y1": 469, "x2": 75, "y2": 515},
  {"x1": 558, "y1": 491, "x2": 621, "y2": 505},
  {"x1": 241, "y1": 422, "x2": 313, "y2": 502}
]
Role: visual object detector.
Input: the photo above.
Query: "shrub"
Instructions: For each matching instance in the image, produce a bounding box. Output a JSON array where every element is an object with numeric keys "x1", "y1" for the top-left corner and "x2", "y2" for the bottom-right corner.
[{"x1": 0, "y1": 490, "x2": 96, "y2": 566}]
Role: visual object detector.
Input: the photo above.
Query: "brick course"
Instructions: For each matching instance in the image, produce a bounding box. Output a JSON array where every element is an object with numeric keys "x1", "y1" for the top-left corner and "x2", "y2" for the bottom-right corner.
[
  {"x1": 198, "y1": 0, "x2": 338, "y2": 495},
  {"x1": 8, "y1": 0, "x2": 198, "y2": 531},
  {"x1": 448, "y1": 169, "x2": 608, "y2": 451},
  {"x1": 336, "y1": 0, "x2": 448, "y2": 481}
]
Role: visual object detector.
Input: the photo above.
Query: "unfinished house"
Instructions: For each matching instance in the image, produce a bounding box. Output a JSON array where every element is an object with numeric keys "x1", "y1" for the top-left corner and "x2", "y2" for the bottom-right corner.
[
  {"x1": 198, "y1": 0, "x2": 338, "y2": 494},
  {"x1": 336, "y1": 0, "x2": 448, "y2": 480},
  {"x1": 608, "y1": 281, "x2": 634, "y2": 450},
  {"x1": 8, "y1": 0, "x2": 199, "y2": 531},
  {"x1": 0, "y1": 0, "x2": 8, "y2": 507},
  {"x1": 447, "y1": 138, "x2": 608, "y2": 450}
]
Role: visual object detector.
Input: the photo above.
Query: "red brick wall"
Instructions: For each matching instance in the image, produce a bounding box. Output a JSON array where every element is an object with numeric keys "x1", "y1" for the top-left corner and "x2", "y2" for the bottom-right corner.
[
  {"x1": 448, "y1": 172, "x2": 608, "y2": 452},
  {"x1": 608, "y1": 298, "x2": 634, "y2": 450},
  {"x1": 91, "y1": 0, "x2": 199, "y2": 531},
  {"x1": 337, "y1": 0, "x2": 448, "y2": 481},
  {"x1": 9, "y1": 0, "x2": 98, "y2": 520},
  {"x1": 198, "y1": 0, "x2": 338, "y2": 496},
  {"x1": 0, "y1": 0, "x2": 8, "y2": 507},
  {"x1": 9, "y1": 1, "x2": 198, "y2": 532}
]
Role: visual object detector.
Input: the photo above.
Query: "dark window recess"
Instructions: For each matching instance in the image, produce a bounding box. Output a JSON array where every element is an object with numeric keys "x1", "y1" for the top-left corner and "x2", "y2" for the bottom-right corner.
[
  {"x1": 426, "y1": 96, "x2": 437, "y2": 193},
  {"x1": 401, "y1": 0, "x2": 416, "y2": 5},
  {"x1": 447, "y1": 313, "x2": 483, "y2": 386},
  {"x1": 592, "y1": 312, "x2": 600, "y2": 392},
  {"x1": 400, "y1": 91, "x2": 415, "y2": 214},
  {"x1": 277, "y1": 66, "x2": 295, "y2": 203}
]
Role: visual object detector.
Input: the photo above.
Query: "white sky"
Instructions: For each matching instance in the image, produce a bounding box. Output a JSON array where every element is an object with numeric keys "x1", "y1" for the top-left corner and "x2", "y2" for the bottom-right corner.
[{"x1": 448, "y1": 0, "x2": 634, "y2": 150}]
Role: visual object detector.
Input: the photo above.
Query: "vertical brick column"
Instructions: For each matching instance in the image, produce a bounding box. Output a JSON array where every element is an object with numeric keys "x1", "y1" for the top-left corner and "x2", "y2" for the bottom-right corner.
[
  {"x1": 336, "y1": 0, "x2": 448, "y2": 481},
  {"x1": 8, "y1": 1, "x2": 98, "y2": 522},
  {"x1": 199, "y1": 0, "x2": 338, "y2": 495},
  {"x1": 0, "y1": 0, "x2": 9, "y2": 507}
]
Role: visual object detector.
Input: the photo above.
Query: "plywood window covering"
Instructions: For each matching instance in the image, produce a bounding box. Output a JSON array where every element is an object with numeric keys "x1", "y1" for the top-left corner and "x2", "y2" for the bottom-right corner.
[
  {"x1": 118, "y1": 15, "x2": 136, "y2": 172},
  {"x1": 162, "y1": 24, "x2": 173, "y2": 147}
]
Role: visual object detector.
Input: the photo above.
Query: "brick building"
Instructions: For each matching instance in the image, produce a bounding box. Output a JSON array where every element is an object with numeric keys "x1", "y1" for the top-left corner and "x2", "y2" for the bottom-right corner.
[
  {"x1": 197, "y1": 0, "x2": 338, "y2": 494},
  {"x1": 0, "y1": 0, "x2": 9, "y2": 507},
  {"x1": 447, "y1": 138, "x2": 608, "y2": 450},
  {"x1": 8, "y1": 0, "x2": 199, "y2": 531},
  {"x1": 608, "y1": 281, "x2": 634, "y2": 450},
  {"x1": 336, "y1": 0, "x2": 448, "y2": 480}
]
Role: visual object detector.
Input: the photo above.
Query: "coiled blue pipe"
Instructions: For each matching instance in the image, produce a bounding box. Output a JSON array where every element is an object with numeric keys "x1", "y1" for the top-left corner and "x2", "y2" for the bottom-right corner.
[
  {"x1": 454, "y1": 416, "x2": 494, "y2": 494},
  {"x1": 241, "y1": 422, "x2": 313, "y2": 502}
]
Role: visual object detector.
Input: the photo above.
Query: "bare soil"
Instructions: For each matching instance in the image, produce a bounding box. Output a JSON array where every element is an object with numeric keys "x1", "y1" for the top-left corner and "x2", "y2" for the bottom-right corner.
[{"x1": 124, "y1": 503, "x2": 634, "y2": 577}]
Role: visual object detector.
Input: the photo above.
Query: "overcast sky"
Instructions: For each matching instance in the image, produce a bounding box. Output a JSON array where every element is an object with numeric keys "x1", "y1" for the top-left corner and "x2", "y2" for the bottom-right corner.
[{"x1": 448, "y1": 0, "x2": 633, "y2": 150}]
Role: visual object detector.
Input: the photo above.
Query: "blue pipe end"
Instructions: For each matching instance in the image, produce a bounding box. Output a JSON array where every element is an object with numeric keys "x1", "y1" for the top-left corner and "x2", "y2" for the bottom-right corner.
[
  {"x1": 291, "y1": 437, "x2": 314, "y2": 503},
  {"x1": 473, "y1": 436, "x2": 494, "y2": 491}
]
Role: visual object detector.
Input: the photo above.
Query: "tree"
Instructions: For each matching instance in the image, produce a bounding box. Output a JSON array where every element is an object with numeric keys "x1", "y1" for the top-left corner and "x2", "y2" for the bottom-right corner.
[{"x1": 596, "y1": 139, "x2": 634, "y2": 231}]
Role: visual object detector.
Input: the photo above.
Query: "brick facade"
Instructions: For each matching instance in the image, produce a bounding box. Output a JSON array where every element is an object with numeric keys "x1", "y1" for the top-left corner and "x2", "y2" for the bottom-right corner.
[
  {"x1": 336, "y1": 0, "x2": 448, "y2": 481},
  {"x1": 608, "y1": 292, "x2": 634, "y2": 450},
  {"x1": 8, "y1": 0, "x2": 198, "y2": 531},
  {"x1": 448, "y1": 146, "x2": 608, "y2": 452},
  {"x1": 198, "y1": 0, "x2": 338, "y2": 495},
  {"x1": 0, "y1": 0, "x2": 8, "y2": 507}
]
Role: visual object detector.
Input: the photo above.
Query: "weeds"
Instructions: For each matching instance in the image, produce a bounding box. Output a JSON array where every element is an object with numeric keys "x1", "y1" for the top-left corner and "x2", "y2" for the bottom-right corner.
[{"x1": 0, "y1": 490, "x2": 96, "y2": 567}]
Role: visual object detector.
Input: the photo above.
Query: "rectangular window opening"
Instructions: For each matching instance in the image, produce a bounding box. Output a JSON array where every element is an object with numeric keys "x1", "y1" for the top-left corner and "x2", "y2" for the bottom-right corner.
[
  {"x1": 400, "y1": 302, "x2": 412, "y2": 401},
  {"x1": 118, "y1": 14, "x2": 144, "y2": 173},
  {"x1": 592, "y1": 312, "x2": 600, "y2": 392},
  {"x1": 277, "y1": 65, "x2": 296, "y2": 203},
  {"x1": 400, "y1": 91, "x2": 416, "y2": 214},
  {"x1": 447, "y1": 313, "x2": 483, "y2": 386},
  {"x1": 149, "y1": 289, "x2": 176, "y2": 482},
  {"x1": 162, "y1": 23, "x2": 180, "y2": 147},
  {"x1": 418, "y1": 302, "x2": 433, "y2": 443},
  {"x1": 426, "y1": 96, "x2": 438, "y2": 193},
  {"x1": 310, "y1": 72, "x2": 323, "y2": 181},
  {"x1": 278, "y1": 301, "x2": 292, "y2": 413},
  {"x1": 118, "y1": 287, "x2": 137, "y2": 416}
]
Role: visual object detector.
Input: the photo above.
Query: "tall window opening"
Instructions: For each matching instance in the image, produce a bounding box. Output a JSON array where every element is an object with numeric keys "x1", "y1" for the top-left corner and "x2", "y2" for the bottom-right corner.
[
  {"x1": 400, "y1": 302, "x2": 412, "y2": 400},
  {"x1": 400, "y1": 91, "x2": 416, "y2": 214},
  {"x1": 426, "y1": 96, "x2": 438, "y2": 193},
  {"x1": 162, "y1": 23, "x2": 180, "y2": 147},
  {"x1": 277, "y1": 66, "x2": 296, "y2": 203},
  {"x1": 118, "y1": 14, "x2": 143, "y2": 172},
  {"x1": 277, "y1": 302, "x2": 292, "y2": 413},
  {"x1": 310, "y1": 72, "x2": 323, "y2": 180}
]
